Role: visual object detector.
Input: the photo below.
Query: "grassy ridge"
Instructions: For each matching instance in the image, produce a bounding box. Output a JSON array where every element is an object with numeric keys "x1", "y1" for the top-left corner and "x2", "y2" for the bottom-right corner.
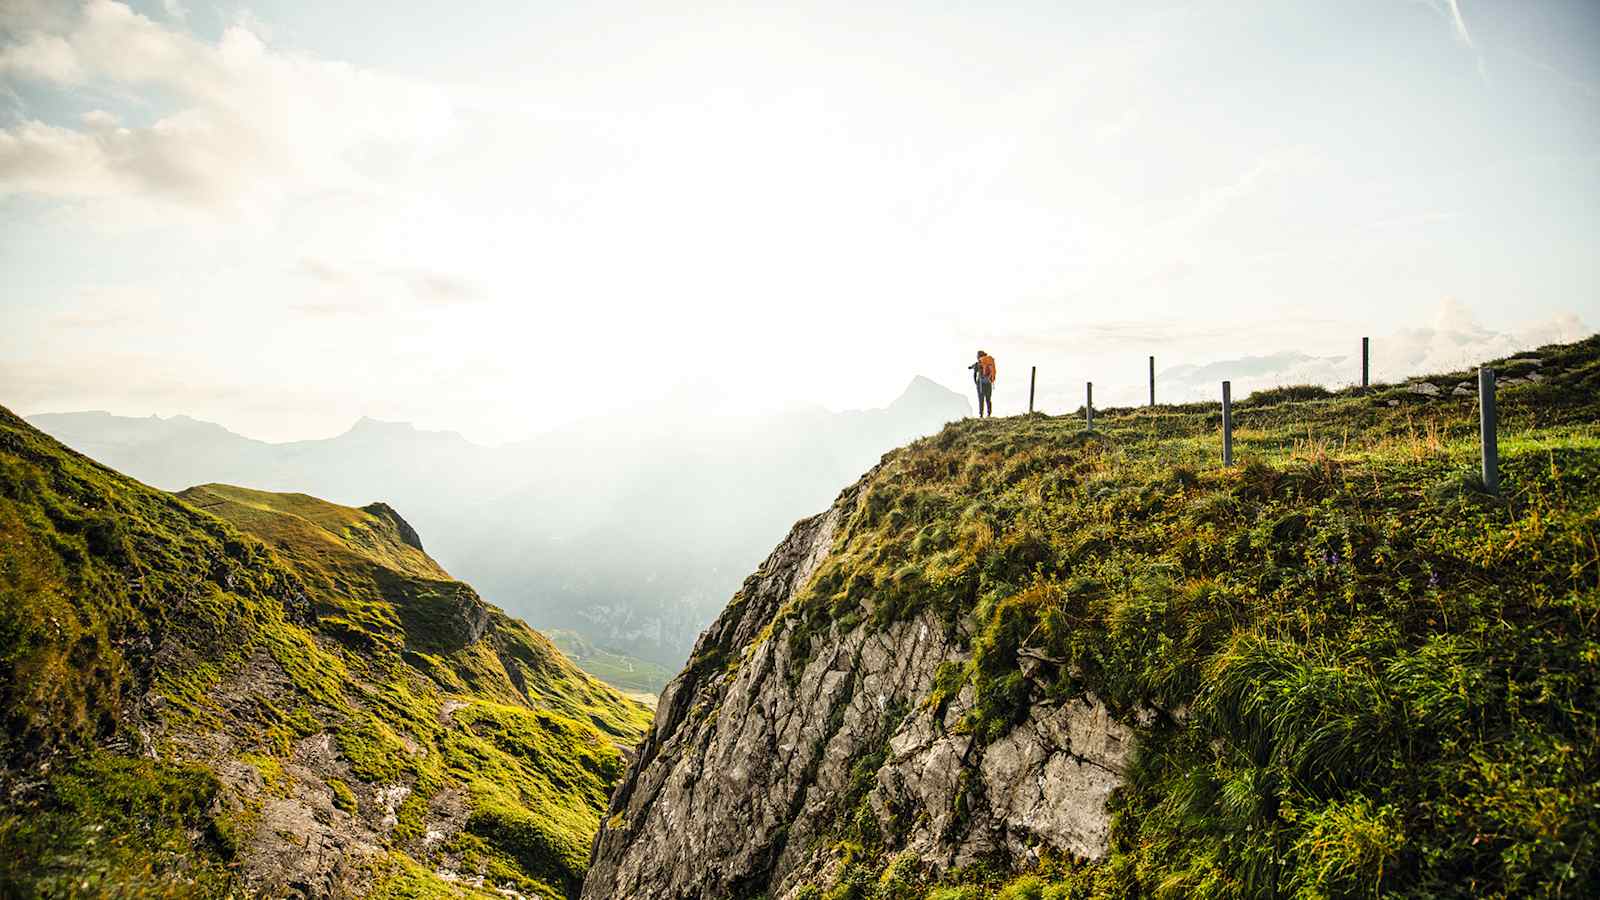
[
  {"x1": 0, "y1": 409, "x2": 650, "y2": 898},
  {"x1": 778, "y1": 336, "x2": 1600, "y2": 899}
]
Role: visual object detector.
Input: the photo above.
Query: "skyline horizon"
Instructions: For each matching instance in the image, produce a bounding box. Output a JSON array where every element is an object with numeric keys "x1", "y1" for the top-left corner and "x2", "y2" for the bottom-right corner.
[{"x1": 18, "y1": 297, "x2": 1590, "y2": 447}]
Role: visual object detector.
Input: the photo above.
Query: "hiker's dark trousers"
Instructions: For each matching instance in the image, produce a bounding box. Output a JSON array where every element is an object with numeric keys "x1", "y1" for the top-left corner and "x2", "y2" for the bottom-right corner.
[{"x1": 976, "y1": 376, "x2": 993, "y2": 417}]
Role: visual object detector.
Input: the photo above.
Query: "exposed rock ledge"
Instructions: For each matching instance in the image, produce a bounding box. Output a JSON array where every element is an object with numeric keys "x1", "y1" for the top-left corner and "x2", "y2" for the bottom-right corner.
[{"x1": 582, "y1": 476, "x2": 1136, "y2": 900}]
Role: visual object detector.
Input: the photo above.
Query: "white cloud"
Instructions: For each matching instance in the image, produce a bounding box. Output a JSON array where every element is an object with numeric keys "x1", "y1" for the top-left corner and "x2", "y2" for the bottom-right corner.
[
  {"x1": 1092, "y1": 108, "x2": 1140, "y2": 145},
  {"x1": 0, "y1": 32, "x2": 84, "y2": 81},
  {"x1": 0, "y1": 1, "x2": 454, "y2": 218},
  {"x1": 1153, "y1": 298, "x2": 1589, "y2": 402},
  {"x1": 1444, "y1": 0, "x2": 1473, "y2": 49},
  {"x1": 0, "y1": 0, "x2": 78, "y2": 37}
]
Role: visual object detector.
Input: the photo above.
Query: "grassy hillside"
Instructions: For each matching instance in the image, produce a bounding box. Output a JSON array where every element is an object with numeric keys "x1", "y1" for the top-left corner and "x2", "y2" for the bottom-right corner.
[
  {"x1": 0, "y1": 414, "x2": 650, "y2": 899},
  {"x1": 541, "y1": 628, "x2": 674, "y2": 700},
  {"x1": 767, "y1": 336, "x2": 1600, "y2": 898}
]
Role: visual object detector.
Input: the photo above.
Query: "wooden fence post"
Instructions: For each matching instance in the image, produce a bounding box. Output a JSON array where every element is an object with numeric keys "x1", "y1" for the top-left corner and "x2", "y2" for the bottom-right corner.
[
  {"x1": 1029, "y1": 366, "x2": 1036, "y2": 414},
  {"x1": 1086, "y1": 382, "x2": 1094, "y2": 430},
  {"x1": 1222, "y1": 380, "x2": 1233, "y2": 467},
  {"x1": 1149, "y1": 355, "x2": 1156, "y2": 406},
  {"x1": 1362, "y1": 337, "x2": 1370, "y2": 389},
  {"x1": 1479, "y1": 367, "x2": 1498, "y2": 494}
]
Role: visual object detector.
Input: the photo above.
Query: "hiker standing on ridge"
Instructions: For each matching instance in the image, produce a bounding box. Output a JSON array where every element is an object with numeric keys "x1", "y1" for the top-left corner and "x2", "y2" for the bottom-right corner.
[{"x1": 969, "y1": 350, "x2": 996, "y2": 418}]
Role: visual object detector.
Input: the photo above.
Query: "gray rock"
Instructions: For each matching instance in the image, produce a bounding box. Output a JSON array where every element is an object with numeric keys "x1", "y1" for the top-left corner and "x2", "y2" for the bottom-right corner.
[
  {"x1": 1407, "y1": 381, "x2": 1441, "y2": 396},
  {"x1": 582, "y1": 474, "x2": 1137, "y2": 899}
]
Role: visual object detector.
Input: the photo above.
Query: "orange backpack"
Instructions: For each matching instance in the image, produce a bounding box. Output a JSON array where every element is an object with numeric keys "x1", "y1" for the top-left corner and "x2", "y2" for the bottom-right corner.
[{"x1": 980, "y1": 354, "x2": 996, "y2": 382}]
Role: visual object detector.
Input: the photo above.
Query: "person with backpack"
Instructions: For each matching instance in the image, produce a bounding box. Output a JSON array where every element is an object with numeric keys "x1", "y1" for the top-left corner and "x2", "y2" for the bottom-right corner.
[{"x1": 969, "y1": 350, "x2": 996, "y2": 417}]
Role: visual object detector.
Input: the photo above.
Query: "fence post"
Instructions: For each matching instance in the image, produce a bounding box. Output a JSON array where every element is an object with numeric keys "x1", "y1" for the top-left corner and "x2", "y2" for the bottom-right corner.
[
  {"x1": 1362, "y1": 337, "x2": 1370, "y2": 389},
  {"x1": 1149, "y1": 355, "x2": 1156, "y2": 406},
  {"x1": 1086, "y1": 382, "x2": 1094, "y2": 430},
  {"x1": 1222, "y1": 380, "x2": 1233, "y2": 467},
  {"x1": 1479, "y1": 367, "x2": 1498, "y2": 494},
  {"x1": 1029, "y1": 366, "x2": 1036, "y2": 414}
]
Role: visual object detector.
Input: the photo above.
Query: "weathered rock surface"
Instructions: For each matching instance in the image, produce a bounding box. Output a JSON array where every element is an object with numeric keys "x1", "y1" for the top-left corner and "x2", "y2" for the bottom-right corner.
[{"x1": 582, "y1": 475, "x2": 1136, "y2": 900}]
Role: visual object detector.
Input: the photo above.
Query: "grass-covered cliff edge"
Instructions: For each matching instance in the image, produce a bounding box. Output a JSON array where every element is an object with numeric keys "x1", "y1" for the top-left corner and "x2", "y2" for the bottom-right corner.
[
  {"x1": 0, "y1": 409, "x2": 650, "y2": 899},
  {"x1": 586, "y1": 336, "x2": 1599, "y2": 900}
]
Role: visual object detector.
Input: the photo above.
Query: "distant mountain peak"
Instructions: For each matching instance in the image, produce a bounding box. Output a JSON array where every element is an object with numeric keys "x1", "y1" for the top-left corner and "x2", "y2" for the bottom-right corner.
[
  {"x1": 891, "y1": 375, "x2": 961, "y2": 405},
  {"x1": 342, "y1": 416, "x2": 468, "y2": 443},
  {"x1": 888, "y1": 375, "x2": 970, "y2": 417},
  {"x1": 347, "y1": 416, "x2": 415, "y2": 433}
]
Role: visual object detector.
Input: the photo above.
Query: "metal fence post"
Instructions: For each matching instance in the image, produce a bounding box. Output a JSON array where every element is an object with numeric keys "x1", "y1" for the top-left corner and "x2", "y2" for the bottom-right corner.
[
  {"x1": 1086, "y1": 382, "x2": 1094, "y2": 430},
  {"x1": 1479, "y1": 367, "x2": 1498, "y2": 494},
  {"x1": 1222, "y1": 380, "x2": 1233, "y2": 467},
  {"x1": 1029, "y1": 366, "x2": 1036, "y2": 414},
  {"x1": 1362, "y1": 337, "x2": 1370, "y2": 389},
  {"x1": 1149, "y1": 355, "x2": 1156, "y2": 406}
]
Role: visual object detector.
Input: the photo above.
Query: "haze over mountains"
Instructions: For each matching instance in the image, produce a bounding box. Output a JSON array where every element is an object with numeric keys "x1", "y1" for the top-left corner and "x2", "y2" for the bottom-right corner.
[{"x1": 28, "y1": 376, "x2": 970, "y2": 681}]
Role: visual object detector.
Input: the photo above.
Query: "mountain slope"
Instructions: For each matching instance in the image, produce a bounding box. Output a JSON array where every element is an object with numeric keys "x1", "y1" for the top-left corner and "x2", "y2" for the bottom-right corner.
[
  {"x1": 27, "y1": 377, "x2": 972, "y2": 673},
  {"x1": 0, "y1": 409, "x2": 649, "y2": 899},
  {"x1": 583, "y1": 336, "x2": 1600, "y2": 899}
]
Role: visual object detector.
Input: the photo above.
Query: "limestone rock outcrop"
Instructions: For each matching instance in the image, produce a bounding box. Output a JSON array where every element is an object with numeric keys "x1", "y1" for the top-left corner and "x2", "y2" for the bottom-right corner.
[{"x1": 582, "y1": 474, "x2": 1135, "y2": 900}]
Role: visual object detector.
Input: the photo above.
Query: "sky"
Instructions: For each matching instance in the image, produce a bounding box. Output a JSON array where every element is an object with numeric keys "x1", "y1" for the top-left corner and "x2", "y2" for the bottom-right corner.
[{"x1": 2, "y1": 0, "x2": 1597, "y2": 443}]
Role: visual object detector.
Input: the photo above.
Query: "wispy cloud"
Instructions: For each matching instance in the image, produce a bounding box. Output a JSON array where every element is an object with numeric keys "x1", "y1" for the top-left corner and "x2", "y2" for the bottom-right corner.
[
  {"x1": 1153, "y1": 299, "x2": 1589, "y2": 401},
  {"x1": 1443, "y1": 0, "x2": 1473, "y2": 48},
  {"x1": 291, "y1": 258, "x2": 484, "y2": 310},
  {"x1": 297, "y1": 257, "x2": 352, "y2": 286},
  {"x1": 0, "y1": 1, "x2": 453, "y2": 217},
  {"x1": 1411, "y1": 0, "x2": 1485, "y2": 80},
  {"x1": 396, "y1": 269, "x2": 482, "y2": 307}
]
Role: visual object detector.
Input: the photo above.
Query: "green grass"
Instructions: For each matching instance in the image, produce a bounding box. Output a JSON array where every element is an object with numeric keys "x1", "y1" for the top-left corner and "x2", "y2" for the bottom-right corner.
[
  {"x1": 0, "y1": 407, "x2": 651, "y2": 897},
  {"x1": 768, "y1": 335, "x2": 1600, "y2": 899},
  {"x1": 542, "y1": 628, "x2": 674, "y2": 697},
  {"x1": 0, "y1": 753, "x2": 236, "y2": 898}
]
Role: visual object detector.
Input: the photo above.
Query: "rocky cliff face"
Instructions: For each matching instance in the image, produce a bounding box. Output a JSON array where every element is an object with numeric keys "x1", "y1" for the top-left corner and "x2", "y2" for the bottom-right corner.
[{"x1": 582, "y1": 471, "x2": 1136, "y2": 900}]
